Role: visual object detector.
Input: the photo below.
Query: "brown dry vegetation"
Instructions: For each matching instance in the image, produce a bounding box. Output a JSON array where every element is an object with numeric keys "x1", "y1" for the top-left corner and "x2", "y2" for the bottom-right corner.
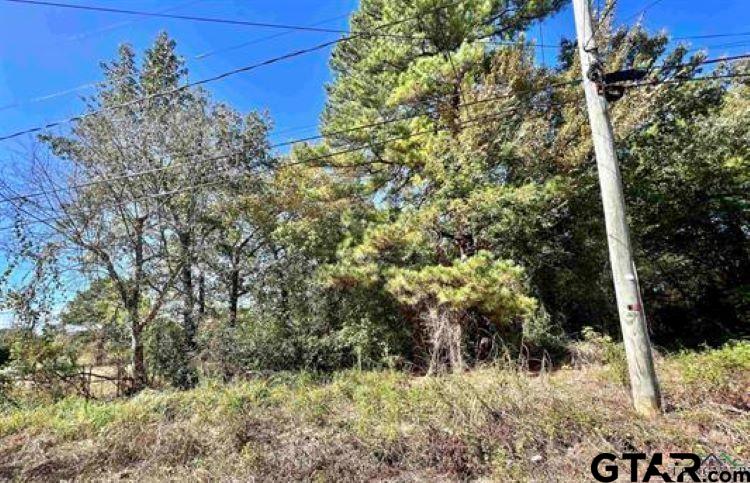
[{"x1": 0, "y1": 341, "x2": 747, "y2": 482}]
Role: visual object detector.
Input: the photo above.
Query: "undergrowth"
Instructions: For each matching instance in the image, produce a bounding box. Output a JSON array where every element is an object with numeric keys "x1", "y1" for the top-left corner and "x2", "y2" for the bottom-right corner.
[{"x1": 0, "y1": 341, "x2": 747, "y2": 482}]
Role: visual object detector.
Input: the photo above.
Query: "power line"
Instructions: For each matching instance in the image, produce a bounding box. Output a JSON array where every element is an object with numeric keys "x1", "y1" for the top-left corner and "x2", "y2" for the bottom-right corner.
[
  {"x1": 195, "y1": 13, "x2": 351, "y2": 61},
  {"x1": 1, "y1": 52, "x2": 747, "y2": 207},
  {"x1": 652, "y1": 53, "x2": 750, "y2": 72},
  {"x1": 1, "y1": 0, "x2": 432, "y2": 41},
  {"x1": 621, "y1": 0, "x2": 668, "y2": 23},
  {"x1": 674, "y1": 31, "x2": 750, "y2": 41},
  {"x1": 0, "y1": 98, "x2": 582, "y2": 232},
  {"x1": 620, "y1": 71, "x2": 750, "y2": 88},
  {"x1": 0, "y1": 1, "x2": 468, "y2": 143},
  {"x1": 0, "y1": 79, "x2": 582, "y2": 207},
  {"x1": 4, "y1": 67, "x2": 749, "y2": 233},
  {"x1": 1, "y1": 0, "x2": 368, "y2": 35}
]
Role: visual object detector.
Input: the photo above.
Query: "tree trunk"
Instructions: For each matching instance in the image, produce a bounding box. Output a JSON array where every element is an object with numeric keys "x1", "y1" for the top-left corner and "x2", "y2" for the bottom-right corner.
[
  {"x1": 179, "y1": 231, "x2": 196, "y2": 351},
  {"x1": 129, "y1": 312, "x2": 147, "y2": 392},
  {"x1": 130, "y1": 218, "x2": 147, "y2": 392},
  {"x1": 425, "y1": 306, "x2": 464, "y2": 375},
  {"x1": 228, "y1": 262, "x2": 240, "y2": 327},
  {"x1": 198, "y1": 272, "x2": 206, "y2": 318}
]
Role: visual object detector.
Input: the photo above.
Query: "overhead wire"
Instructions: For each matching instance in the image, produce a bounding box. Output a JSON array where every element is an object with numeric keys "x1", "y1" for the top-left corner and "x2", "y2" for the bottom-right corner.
[
  {"x1": 0, "y1": 0, "x2": 472, "y2": 142},
  {"x1": 0, "y1": 99, "x2": 579, "y2": 233},
  {"x1": 4, "y1": 64, "x2": 749, "y2": 233},
  {"x1": 3, "y1": 72, "x2": 749, "y2": 236},
  {"x1": 2, "y1": 0, "x2": 747, "y2": 116},
  {"x1": 194, "y1": 12, "x2": 351, "y2": 61},
  {"x1": 1, "y1": 0, "x2": 377, "y2": 35},
  {"x1": 650, "y1": 53, "x2": 750, "y2": 72},
  {"x1": 1, "y1": 51, "x2": 748, "y2": 209},
  {"x1": 59, "y1": 0, "x2": 205, "y2": 43},
  {"x1": 0, "y1": 77, "x2": 583, "y2": 208},
  {"x1": 615, "y1": 71, "x2": 750, "y2": 88}
]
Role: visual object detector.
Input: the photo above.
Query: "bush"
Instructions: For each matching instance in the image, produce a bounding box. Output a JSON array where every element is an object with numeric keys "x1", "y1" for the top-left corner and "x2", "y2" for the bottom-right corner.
[
  {"x1": 196, "y1": 293, "x2": 410, "y2": 378},
  {"x1": 0, "y1": 343, "x2": 10, "y2": 368},
  {"x1": 4, "y1": 328, "x2": 82, "y2": 399},
  {"x1": 674, "y1": 340, "x2": 750, "y2": 387},
  {"x1": 144, "y1": 319, "x2": 197, "y2": 389},
  {"x1": 568, "y1": 327, "x2": 629, "y2": 384}
]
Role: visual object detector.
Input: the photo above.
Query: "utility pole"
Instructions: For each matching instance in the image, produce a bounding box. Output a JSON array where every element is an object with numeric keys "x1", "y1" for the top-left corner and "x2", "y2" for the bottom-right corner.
[{"x1": 572, "y1": 0, "x2": 661, "y2": 417}]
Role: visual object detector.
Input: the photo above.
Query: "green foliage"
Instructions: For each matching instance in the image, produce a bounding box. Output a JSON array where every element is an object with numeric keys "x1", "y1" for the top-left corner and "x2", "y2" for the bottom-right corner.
[
  {"x1": 618, "y1": 73, "x2": 750, "y2": 345},
  {"x1": 579, "y1": 327, "x2": 629, "y2": 386},
  {"x1": 3, "y1": 0, "x2": 748, "y2": 393},
  {"x1": 3, "y1": 328, "x2": 81, "y2": 399},
  {"x1": 197, "y1": 291, "x2": 409, "y2": 376},
  {"x1": 0, "y1": 342, "x2": 10, "y2": 369},
  {"x1": 387, "y1": 251, "x2": 536, "y2": 321},
  {"x1": 144, "y1": 319, "x2": 197, "y2": 389},
  {"x1": 520, "y1": 309, "x2": 568, "y2": 362},
  {"x1": 674, "y1": 340, "x2": 750, "y2": 386},
  {"x1": 61, "y1": 279, "x2": 129, "y2": 365}
]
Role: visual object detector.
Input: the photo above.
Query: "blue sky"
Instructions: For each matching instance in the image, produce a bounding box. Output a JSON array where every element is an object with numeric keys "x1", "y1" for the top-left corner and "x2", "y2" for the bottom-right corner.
[
  {"x1": 0, "y1": 0, "x2": 748, "y2": 324},
  {"x1": 1, "y1": 0, "x2": 749, "y2": 153}
]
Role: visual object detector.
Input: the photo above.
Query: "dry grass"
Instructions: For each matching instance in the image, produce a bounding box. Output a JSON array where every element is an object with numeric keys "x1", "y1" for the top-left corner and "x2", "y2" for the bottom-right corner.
[{"x1": 0, "y1": 341, "x2": 747, "y2": 482}]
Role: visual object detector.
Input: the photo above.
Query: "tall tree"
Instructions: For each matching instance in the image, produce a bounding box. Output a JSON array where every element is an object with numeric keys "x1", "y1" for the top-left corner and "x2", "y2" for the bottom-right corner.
[
  {"x1": 321, "y1": 0, "x2": 567, "y2": 371},
  {"x1": 1, "y1": 34, "x2": 273, "y2": 390},
  {"x1": 323, "y1": 0, "x2": 750, "y2": 370}
]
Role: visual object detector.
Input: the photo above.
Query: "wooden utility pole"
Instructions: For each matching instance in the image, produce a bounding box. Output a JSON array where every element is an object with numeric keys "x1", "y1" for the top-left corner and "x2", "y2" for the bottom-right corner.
[{"x1": 572, "y1": 0, "x2": 661, "y2": 417}]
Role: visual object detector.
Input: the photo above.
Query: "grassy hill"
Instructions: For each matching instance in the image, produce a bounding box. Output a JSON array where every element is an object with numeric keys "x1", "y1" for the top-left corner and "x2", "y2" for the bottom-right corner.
[{"x1": 0, "y1": 342, "x2": 747, "y2": 482}]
